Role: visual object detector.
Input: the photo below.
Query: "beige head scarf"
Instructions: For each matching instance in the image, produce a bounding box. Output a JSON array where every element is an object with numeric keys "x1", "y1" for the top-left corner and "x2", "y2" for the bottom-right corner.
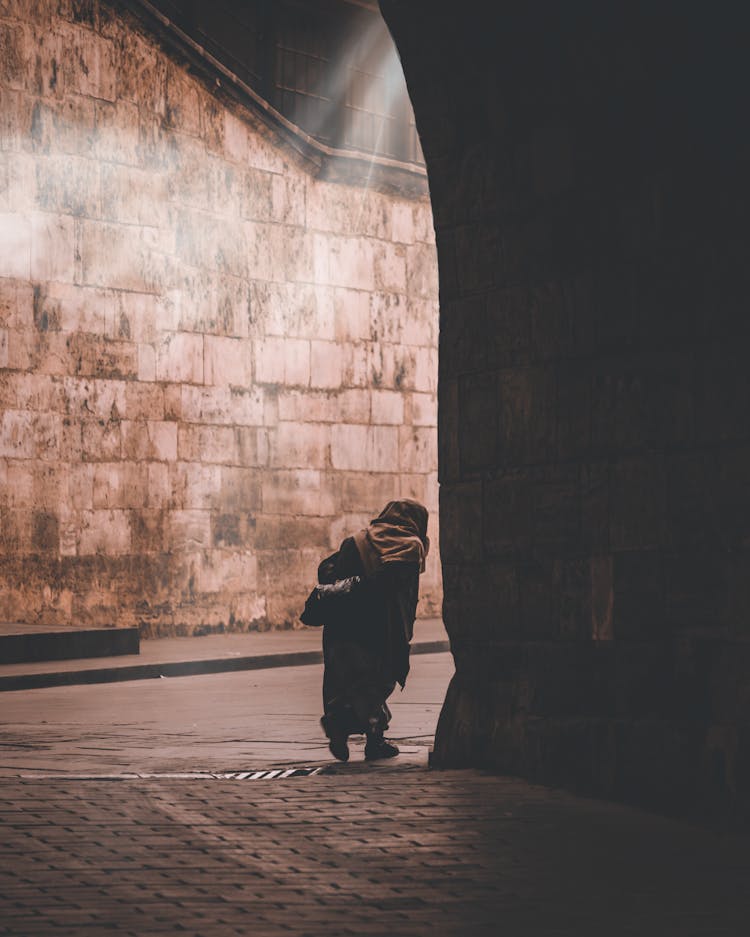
[{"x1": 355, "y1": 499, "x2": 430, "y2": 575}]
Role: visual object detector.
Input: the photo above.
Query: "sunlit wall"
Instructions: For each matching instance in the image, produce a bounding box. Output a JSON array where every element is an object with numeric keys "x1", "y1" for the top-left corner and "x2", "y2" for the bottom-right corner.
[{"x1": 0, "y1": 0, "x2": 439, "y2": 635}]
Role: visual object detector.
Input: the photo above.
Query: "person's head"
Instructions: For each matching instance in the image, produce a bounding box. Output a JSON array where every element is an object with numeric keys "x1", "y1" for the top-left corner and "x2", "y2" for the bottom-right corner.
[{"x1": 373, "y1": 499, "x2": 430, "y2": 557}]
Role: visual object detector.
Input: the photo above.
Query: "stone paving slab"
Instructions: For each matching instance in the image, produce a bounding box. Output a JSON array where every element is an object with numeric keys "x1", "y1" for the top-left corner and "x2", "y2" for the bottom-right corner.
[{"x1": 0, "y1": 618, "x2": 449, "y2": 692}]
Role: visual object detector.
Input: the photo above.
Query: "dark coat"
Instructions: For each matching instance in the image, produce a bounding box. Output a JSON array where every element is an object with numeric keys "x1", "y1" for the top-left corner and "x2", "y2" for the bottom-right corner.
[{"x1": 318, "y1": 535, "x2": 419, "y2": 688}]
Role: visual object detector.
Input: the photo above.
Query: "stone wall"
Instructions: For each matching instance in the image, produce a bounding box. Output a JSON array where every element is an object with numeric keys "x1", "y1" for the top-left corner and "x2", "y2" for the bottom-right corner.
[
  {"x1": 0, "y1": 0, "x2": 440, "y2": 635},
  {"x1": 382, "y1": 1, "x2": 750, "y2": 824}
]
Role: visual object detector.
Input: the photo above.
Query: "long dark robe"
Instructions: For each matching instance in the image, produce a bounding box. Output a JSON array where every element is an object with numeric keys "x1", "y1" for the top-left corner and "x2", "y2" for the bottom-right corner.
[{"x1": 320, "y1": 535, "x2": 419, "y2": 737}]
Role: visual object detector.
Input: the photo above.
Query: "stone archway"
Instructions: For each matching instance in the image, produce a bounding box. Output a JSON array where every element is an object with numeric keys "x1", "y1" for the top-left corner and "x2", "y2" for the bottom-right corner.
[{"x1": 381, "y1": 0, "x2": 750, "y2": 824}]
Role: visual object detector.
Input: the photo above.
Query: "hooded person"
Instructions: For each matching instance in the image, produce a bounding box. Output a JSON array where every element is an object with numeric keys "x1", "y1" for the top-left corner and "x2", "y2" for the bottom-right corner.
[{"x1": 316, "y1": 499, "x2": 430, "y2": 761}]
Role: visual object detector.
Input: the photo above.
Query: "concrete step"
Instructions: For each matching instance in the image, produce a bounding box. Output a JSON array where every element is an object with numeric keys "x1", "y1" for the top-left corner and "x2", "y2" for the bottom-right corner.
[
  {"x1": 0, "y1": 624, "x2": 140, "y2": 666},
  {"x1": 0, "y1": 618, "x2": 449, "y2": 692}
]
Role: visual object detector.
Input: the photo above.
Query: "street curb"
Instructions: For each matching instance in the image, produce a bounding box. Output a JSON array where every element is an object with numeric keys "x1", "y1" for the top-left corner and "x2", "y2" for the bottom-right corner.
[{"x1": 0, "y1": 639, "x2": 451, "y2": 692}]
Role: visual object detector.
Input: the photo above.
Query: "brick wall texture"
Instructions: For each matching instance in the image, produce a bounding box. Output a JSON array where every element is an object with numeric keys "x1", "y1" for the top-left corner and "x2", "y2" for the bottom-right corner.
[
  {"x1": 382, "y1": 1, "x2": 750, "y2": 823},
  {"x1": 0, "y1": 0, "x2": 440, "y2": 635}
]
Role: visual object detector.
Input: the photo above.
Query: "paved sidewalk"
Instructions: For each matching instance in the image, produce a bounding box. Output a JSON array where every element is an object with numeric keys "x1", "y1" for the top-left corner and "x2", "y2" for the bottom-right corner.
[
  {"x1": 0, "y1": 653, "x2": 453, "y2": 777},
  {"x1": 0, "y1": 618, "x2": 449, "y2": 691}
]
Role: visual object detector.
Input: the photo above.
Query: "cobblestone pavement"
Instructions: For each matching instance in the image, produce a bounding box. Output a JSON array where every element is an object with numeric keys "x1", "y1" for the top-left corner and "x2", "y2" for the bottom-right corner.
[
  {"x1": 2, "y1": 771, "x2": 749, "y2": 937},
  {"x1": 1, "y1": 653, "x2": 749, "y2": 936}
]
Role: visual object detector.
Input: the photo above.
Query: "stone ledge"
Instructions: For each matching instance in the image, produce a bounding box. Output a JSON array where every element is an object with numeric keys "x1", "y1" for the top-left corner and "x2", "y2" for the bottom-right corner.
[{"x1": 0, "y1": 625, "x2": 140, "y2": 665}]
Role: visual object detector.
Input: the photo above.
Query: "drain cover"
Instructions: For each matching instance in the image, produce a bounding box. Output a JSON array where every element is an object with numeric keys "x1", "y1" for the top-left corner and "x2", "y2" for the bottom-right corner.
[
  {"x1": 18, "y1": 766, "x2": 335, "y2": 781},
  {"x1": 221, "y1": 767, "x2": 329, "y2": 779}
]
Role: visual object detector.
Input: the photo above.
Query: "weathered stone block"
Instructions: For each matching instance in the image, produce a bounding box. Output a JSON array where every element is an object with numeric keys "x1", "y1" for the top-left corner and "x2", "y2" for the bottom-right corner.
[
  {"x1": 261, "y1": 469, "x2": 322, "y2": 516},
  {"x1": 328, "y1": 235, "x2": 376, "y2": 290},
  {"x1": 79, "y1": 508, "x2": 130, "y2": 555},
  {"x1": 168, "y1": 509, "x2": 211, "y2": 552},
  {"x1": 374, "y1": 241, "x2": 406, "y2": 293},
  {"x1": 30, "y1": 95, "x2": 96, "y2": 157},
  {"x1": 529, "y1": 466, "x2": 580, "y2": 553},
  {"x1": 334, "y1": 286, "x2": 371, "y2": 342},
  {"x1": 34, "y1": 154, "x2": 99, "y2": 217},
  {"x1": 271, "y1": 171, "x2": 305, "y2": 227},
  {"x1": 482, "y1": 474, "x2": 531, "y2": 558},
  {"x1": 204, "y1": 335, "x2": 252, "y2": 388},
  {"x1": 0, "y1": 409, "x2": 34, "y2": 458},
  {"x1": 309, "y1": 340, "x2": 343, "y2": 390},
  {"x1": 664, "y1": 550, "x2": 726, "y2": 633},
  {"x1": 80, "y1": 220, "x2": 166, "y2": 293},
  {"x1": 440, "y1": 481, "x2": 482, "y2": 565},
  {"x1": 31, "y1": 510, "x2": 59, "y2": 554},
  {"x1": 114, "y1": 28, "x2": 166, "y2": 115},
  {"x1": 0, "y1": 212, "x2": 31, "y2": 278},
  {"x1": 58, "y1": 23, "x2": 116, "y2": 101},
  {"x1": 262, "y1": 282, "x2": 333, "y2": 341},
  {"x1": 137, "y1": 343, "x2": 155, "y2": 382},
  {"x1": 0, "y1": 21, "x2": 27, "y2": 90},
  {"x1": 216, "y1": 466, "x2": 261, "y2": 511},
  {"x1": 338, "y1": 388, "x2": 371, "y2": 423},
  {"x1": 180, "y1": 385, "x2": 263, "y2": 427},
  {"x1": 276, "y1": 389, "x2": 335, "y2": 424},
  {"x1": 612, "y1": 550, "x2": 665, "y2": 641},
  {"x1": 155, "y1": 332, "x2": 203, "y2": 384},
  {"x1": 331, "y1": 424, "x2": 398, "y2": 472},
  {"x1": 67, "y1": 333, "x2": 138, "y2": 380},
  {"x1": 168, "y1": 460, "x2": 219, "y2": 510},
  {"x1": 256, "y1": 515, "x2": 329, "y2": 552},
  {"x1": 165, "y1": 62, "x2": 201, "y2": 135},
  {"x1": 391, "y1": 201, "x2": 414, "y2": 244},
  {"x1": 371, "y1": 389, "x2": 403, "y2": 425},
  {"x1": 79, "y1": 417, "x2": 121, "y2": 461},
  {"x1": 270, "y1": 422, "x2": 328, "y2": 469},
  {"x1": 130, "y1": 509, "x2": 166, "y2": 554},
  {"x1": 369, "y1": 290, "x2": 404, "y2": 345},
  {"x1": 398, "y1": 425, "x2": 436, "y2": 474},
  {"x1": 406, "y1": 241, "x2": 438, "y2": 299},
  {"x1": 121, "y1": 420, "x2": 176, "y2": 462},
  {"x1": 94, "y1": 99, "x2": 141, "y2": 165},
  {"x1": 254, "y1": 336, "x2": 303, "y2": 386},
  {"x1": 556, "y1": 361, "x2": 590, "y2": 461},
  {"x1": 413, "y1": 346, "x2": 437, "y2": 393},
  {"x1": 146, "y1": 461, "x2": 170, "y2": 508},
  {"x1": 337, "y1": 471, "x2": 398, "y2": 514},
  {"x1": 178, "y1": 423, "x2": 262, "y2": 467},
  {"x1": 92, "y1": 461, "x2": 148, "y2": 509},
  {"x1": 610, "y1": 456, "x2": 665, "y2": 551},
  {"x1": 367, "y1": 340, "x2": 397, "y2": 389},
  {"x1": 458, "y1": 371, "x2": 496, "y2": 472},
  {"x1": 100, "y1": 164, "x2": 167, "y2": 226},
  {"x1": 497, "y1": 366, "x2": 556, "y2": 466},
  {"x1": 223, "y1": 110, "x2": 249, "y2": 164}
]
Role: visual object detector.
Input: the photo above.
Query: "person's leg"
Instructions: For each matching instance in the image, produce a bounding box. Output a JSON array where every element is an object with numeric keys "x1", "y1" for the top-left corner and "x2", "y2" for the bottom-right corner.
[
  {"x1": 364, "y1": 696, "x2": 399, "y2": 760},
  {"x1": 364, "y1": 724, "x2": 399, "y2": 760},
  {"x1": 321, "y1": 631, "x2": 352, "y2": 761},
  {"x1": 320, "y1": 711, "x2": 350, "y2": 762}
]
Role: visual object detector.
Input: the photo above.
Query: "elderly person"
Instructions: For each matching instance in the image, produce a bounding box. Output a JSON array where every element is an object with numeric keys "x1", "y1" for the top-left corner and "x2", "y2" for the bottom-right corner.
[{"x1": 318, "y1": 499, "x2": 429, "y2": 762}]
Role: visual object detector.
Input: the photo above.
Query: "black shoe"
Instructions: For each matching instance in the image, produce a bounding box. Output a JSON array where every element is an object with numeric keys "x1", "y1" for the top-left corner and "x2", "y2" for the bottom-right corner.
[
  {"x1": 328, "y1": 734, "x2": 349, "y2": 762},
  {"x1": 321, "y1": 716, "x2": 349, "y2": 762},
  {"x1": 364, "y1": 738, "x2": 399, "y2": 761}
]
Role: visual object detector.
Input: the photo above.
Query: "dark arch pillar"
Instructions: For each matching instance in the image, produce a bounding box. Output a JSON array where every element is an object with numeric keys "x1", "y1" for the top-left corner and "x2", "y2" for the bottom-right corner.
[{"x1": 381, "y1": 0, "x2": 750, "y2": 822}]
